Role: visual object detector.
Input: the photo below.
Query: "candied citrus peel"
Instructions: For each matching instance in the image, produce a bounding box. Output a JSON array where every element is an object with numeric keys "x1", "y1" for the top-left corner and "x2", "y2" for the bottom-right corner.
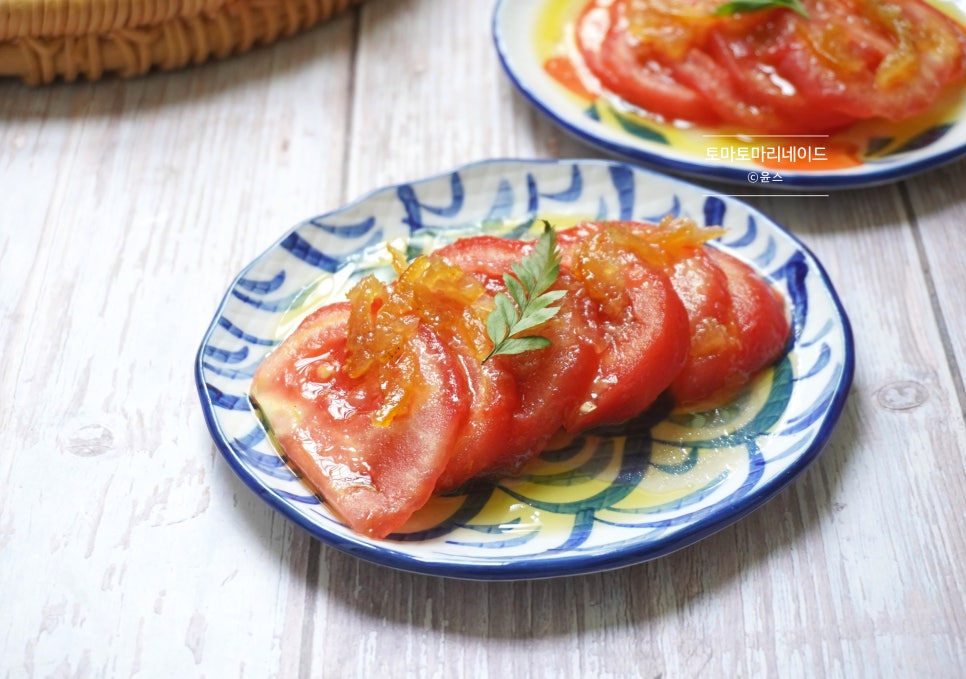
[
  {"x1": 609, "y1": 216, "x2": 725, "y2": 268},
  {"x1": 344, "y1": 251, "x2": 491, "y2": 426},
  {"x1": 626, "y1": 0, "x2": 772, "y2": 60},
  {"x1": 571, "y1": 232, "x2": 632, "y2": 318}
]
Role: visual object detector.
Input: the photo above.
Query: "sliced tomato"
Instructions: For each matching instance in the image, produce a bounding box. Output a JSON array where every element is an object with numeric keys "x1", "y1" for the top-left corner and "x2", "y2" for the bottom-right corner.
[
  {"x1": 664, "y1": 247, "x2": 743, "y2": 404},
  {"x1": 494, "y1": 273, "x2": 599, "y2": 468},
  {"x1": 436, "y1": 235, "x2": 599, "y2": 472},
  {"x1": 560, "y1": 219, "x2": 790, "y2": 408},
  {"x1": 576, "y1": 0, "x2": 719, "y2": 125},
  {"x1": 250, "y1": 302, "x2": 470, "y2": 538},
  {"x1": 668, "y1": 247, "x2": 789, "y2": 405},
  {"x1": 772, "y1": 0, "x2": 966, "y2": 122},
  {"x1": 435, "y1": 235, "x2": 521, "y2": 294},
  {"x1": 575, "y1": 0, "x2": 966, "y2": 132},
  {"x1": 557, "y1": 223, "x2": 690, "y2": 431},
  {"x1": 709, "y1": 250, "x2": 791, "y2": 389},
  {"x1": 433, "y1": 339, "x2": 521, "y2": 494},
  {"x1": 699, "y1": 29, "x2": 858, "y2": 134}
]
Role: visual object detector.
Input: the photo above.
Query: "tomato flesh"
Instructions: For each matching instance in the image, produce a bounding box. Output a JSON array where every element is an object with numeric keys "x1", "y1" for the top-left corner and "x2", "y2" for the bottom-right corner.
[
  {"x1": 560, "y1": 219, "x2": 790, "y2": 407},
  {"x1": 709, "y1": 249, "x2": 791, "y2": 391},
  {"x1": 437, "y1": 236, "x2": 599, "y2": 473},
  {"x1": 558, "y1": 225, "x2": 690, "y2": 431},
  {"x1": 251, "y1": 303, "x2": 470, "y2": 538}
]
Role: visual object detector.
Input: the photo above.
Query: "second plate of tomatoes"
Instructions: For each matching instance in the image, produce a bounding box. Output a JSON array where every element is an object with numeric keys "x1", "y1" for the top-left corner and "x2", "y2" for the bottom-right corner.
[{"x1": 493, "y1": 0, "x2": 966, "y2": 189}]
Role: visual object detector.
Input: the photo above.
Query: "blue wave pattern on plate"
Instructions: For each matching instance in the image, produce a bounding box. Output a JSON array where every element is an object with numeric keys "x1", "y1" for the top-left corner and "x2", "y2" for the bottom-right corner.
[{"x1": 196, "y1": 159, "x2": 853, "y2": 579}]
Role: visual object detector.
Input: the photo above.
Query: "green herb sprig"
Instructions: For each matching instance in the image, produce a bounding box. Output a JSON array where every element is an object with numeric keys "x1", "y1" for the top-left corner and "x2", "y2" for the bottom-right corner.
[
  {"x1": 483, "y1": 223, "x2": 566, "y2": 363},
  {"x1": 713, "y1": 0, "x2": 809, "y2": 19}
]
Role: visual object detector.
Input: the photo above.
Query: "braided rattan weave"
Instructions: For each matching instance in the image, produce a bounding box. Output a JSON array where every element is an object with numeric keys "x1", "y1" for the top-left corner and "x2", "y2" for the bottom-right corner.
[{"x1": 0, "y1": 0, "x2": 364, "y2": 84}]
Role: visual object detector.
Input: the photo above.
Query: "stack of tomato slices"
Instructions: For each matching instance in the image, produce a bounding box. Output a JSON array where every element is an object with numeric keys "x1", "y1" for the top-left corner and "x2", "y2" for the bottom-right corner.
[
  {"x1": 575, "y1": 0, "x2": 966, "y2": 133},
  {"x1": 250, "y1": 218, "x2": 790, "y2": 539}
]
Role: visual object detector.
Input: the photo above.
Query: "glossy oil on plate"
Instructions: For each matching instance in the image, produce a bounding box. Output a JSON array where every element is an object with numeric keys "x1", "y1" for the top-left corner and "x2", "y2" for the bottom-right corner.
[
  {"x1": 493, "y1": 0, "x2": 966, "y2": 190},
  {"x1": 196, "y1": 158, "x2": 854, "y2": 580}
]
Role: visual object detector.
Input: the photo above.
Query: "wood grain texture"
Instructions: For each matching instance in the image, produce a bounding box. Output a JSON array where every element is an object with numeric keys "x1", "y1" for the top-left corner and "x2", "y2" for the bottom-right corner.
[{"x1": 2, "y1": 0, "x2": 965, "y2": 676}]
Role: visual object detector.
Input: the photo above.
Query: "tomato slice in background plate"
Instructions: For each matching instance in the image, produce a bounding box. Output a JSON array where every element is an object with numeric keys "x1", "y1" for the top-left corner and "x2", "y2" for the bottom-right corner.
[
  {"x1": 250, "y1": 302, "x2": 470, "y2": 539},
  {"x1": 575, "y1": 0, "x2": 720, "y2": 125},
  {"x1": 575, "y1": 0, "x2": 966, "y2": 133},
  {"x1": 772, "y1": 0, "x2": 966, "y2": 122}
]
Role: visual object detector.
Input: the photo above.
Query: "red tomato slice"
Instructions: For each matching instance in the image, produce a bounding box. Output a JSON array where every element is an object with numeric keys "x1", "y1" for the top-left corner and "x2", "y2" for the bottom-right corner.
[
  {"x1": 560, "y1": 220, "x2": 790, "y2": 408},
  {"x1": 576, "y1": 0, "x2": 719, "y2": 125},
  {"x1": 433, "y1": 344, "x2": 521, "y2": 494},
  {"x1": 698, "y1": 30, "x2": 858, "y2": 134},
  {"x1": 436, "y1": 235, "x2": 599, "y2": 472},
  {"x1": 557, "y1": 224, "x2": 690, "y2": 431},
  {"x1": 772, "y1": 0, "x2": 966, "y2": 122},
  {"x1": 575, "y1": 0, "x2": 966, "y2": 132},
  {"x1": 251, "y1": 302, "x2": 470, "y2": 538},
  {"x1": 709, "y1": 250, "x2": 791, "y2": 389},
  {"x1": 495, "y1": 277, "x2": 599, "y2": 468},
  {"x1": 665, "y1": 247, "x2": 745, "y2": 405},
  {"x1": 668, "y1": 248, "x2": 790, "y2": 405},
  {"x1": 435, "y1": 235, "x2": 519, "y2": 294}
]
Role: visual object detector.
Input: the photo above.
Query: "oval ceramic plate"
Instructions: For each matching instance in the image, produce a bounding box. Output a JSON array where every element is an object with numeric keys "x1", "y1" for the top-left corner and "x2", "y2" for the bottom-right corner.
[
  {"x1": 492, "y1": 0, "x2": 966, "y2": 190},
  {"x1": 196, "y1": 158, "x2": 854, "y2": 580}
]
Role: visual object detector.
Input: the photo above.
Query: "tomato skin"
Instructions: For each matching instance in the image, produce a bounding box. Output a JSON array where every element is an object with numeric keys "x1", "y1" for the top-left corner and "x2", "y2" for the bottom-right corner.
[
  {"x1": 251, "y1": 303, "x2": 470, "y2": 538},
  {"x1": 709, "y1": 250, "x2": 791, "y2": 389}
]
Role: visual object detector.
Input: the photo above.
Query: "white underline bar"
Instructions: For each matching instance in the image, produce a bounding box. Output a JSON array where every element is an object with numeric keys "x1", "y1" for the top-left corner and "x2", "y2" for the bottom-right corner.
[
  {"x1": 701, "y1": 134, "x2": 831, "y2": 138},
  {"x1": 704, "y1": 194, "x2": 831, "y2": 198}
]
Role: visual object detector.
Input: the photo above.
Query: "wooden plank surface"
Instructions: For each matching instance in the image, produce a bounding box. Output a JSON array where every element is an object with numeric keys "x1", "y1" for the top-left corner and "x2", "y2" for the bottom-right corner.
[{"x1": 1, "y1": 0, "x2": 965, "y2": 676}]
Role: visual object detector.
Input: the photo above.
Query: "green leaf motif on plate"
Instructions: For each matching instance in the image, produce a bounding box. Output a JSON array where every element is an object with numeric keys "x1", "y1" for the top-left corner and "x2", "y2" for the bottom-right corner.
[{"x1": 586, "y1": 101, "x2": 670, "y2": 146}]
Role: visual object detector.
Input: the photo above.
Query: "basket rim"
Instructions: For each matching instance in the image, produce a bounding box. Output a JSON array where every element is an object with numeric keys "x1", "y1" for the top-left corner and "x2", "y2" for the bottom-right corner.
[{"x1": 0, "y1": 0, "x2": 235, "y2": 40}]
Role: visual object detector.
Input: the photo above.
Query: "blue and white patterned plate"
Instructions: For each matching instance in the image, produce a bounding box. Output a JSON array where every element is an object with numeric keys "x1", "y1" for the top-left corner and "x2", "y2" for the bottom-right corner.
[
  {"x1": 493, "y1": 0, "x2": 966, "y2": 190},
  {"x1": 196, "y1": 158, "x2": 854, "y2": 580}
]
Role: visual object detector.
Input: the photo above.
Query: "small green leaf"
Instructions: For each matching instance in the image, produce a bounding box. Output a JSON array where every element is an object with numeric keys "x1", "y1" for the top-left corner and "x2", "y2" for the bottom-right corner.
[
  {"x1": 510, "y1": 306, "x2": 562, "y2": 335},
  {"x1": 525, "y1": 289, "x2": 567, "y2": 314},
  {"x1": 505, "y1": 276, "x2": 529, "y2": 314},
  {"x1": 489, "y1": 336, "x2": 552, "y2": 357},
  {"x1": 510, "y1": 262, "x2": 536, "y2": 292},
  {"x1": 713, "y1": 0, "x2": 809, "y2": 19},
  {"x1": 485, "y1": 303, "x2": 509, "y2": 342},
  {"x1": 483, "y1": 224, "x2": 566, "y2": 363},
  {"x1": 494, "y1": 294, "x2": 517, "y2": 328}
]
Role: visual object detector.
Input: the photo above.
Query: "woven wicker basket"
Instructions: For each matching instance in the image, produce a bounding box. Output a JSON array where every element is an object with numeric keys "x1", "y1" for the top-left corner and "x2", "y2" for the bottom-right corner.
[{"x1": 0, "y1": 0, "x2": 365, "y2": 84}]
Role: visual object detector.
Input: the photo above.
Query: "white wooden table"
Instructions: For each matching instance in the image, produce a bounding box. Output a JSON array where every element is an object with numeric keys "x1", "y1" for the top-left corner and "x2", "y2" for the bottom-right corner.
[{"x1": 2, "y1": 1, "x2": 965, "y2": 676}]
